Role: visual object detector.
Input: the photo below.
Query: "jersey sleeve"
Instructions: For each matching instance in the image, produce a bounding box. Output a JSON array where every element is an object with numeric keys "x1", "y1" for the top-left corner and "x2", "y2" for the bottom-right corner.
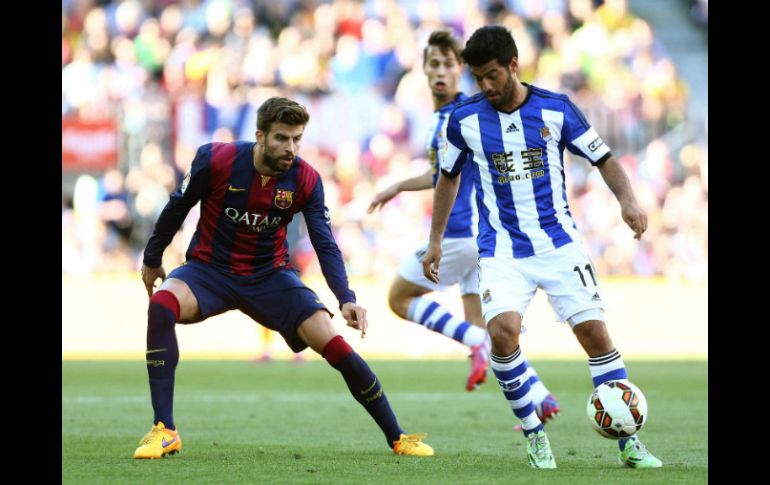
[
  {"x1": 301, "y1": 176, "x2": 356, "y2": 307},
  {"x1": 143, "y1": 146, "x2": 210, "y2": 267},
  {"x1": 562, "y1": 98, "x2": 612, "y2": 166},
  {"x1": 440, "y1": 111, "x2": 472, "y2": 177}
]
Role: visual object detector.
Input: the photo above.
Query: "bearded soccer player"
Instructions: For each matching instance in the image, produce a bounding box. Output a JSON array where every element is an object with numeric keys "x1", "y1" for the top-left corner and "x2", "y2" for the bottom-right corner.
[
  {"x1": 134, "y1": 97, "x2": 433, "y2": 459},
  {"x1": 367, "y1": 30, "x2": 561, "y2": 424},
  {"x1": 423, "y1": 26, "x2": 662, "y2": 469}
]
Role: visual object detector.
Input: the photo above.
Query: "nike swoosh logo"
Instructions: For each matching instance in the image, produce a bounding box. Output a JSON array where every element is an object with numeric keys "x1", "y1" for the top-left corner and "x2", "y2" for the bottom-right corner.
[
  {"x1": 360, "y1": 378, "x2": 377, "y2": 395},
  {"x1": 146, "y1": 348, "x2": 167, "y2": 354},
  {"x1": 162, "y1": 436, "x2": 177, "y2": 448},
  {"x1": 228, "y1": 185, "x2": 246, "y2": 192}
]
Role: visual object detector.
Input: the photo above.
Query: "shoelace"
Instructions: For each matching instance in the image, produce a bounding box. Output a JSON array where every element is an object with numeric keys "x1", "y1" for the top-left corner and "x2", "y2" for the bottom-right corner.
[
  {"x1": 140, "y1": 426, "x2": 166, "y2": 445},
  {"x1": 631, "y1": 441, "x2": 650, "y2": 457},
  {"x1": 396, "y1": 433, "x2": 427, "y2": 448},
  {"x1": 528, "y1": 433, "x2": 551, "y2": 459}
]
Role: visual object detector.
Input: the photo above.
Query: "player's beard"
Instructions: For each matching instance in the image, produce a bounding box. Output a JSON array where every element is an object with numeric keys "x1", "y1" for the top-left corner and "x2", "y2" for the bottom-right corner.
[
  {"x1": 487, "y1": 73, "x2": 515, "y2": 111},
  {"x1": 263, "y1": 151, "x2": 294, "y2": 173}
]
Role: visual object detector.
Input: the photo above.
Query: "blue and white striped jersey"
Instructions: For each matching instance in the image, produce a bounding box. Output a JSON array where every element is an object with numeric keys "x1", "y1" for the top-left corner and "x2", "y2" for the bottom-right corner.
[
  {"x1": 427, "y1": 92, "x2": 476, "y2": 239},
  {"x1": 440, "y1": 83, "x2": 611, "y2": 259}
]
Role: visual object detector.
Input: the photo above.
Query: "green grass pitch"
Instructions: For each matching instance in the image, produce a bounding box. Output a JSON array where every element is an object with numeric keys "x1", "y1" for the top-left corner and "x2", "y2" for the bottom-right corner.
[{"x1": 62, "y1": 360, "x2": 707, "y2": 484}]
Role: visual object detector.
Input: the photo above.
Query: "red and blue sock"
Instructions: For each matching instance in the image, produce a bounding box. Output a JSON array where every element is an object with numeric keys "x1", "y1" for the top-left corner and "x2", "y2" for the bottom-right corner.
[
  {"x1": 322, "y1": 335, "x2": 403, "y2": 446},
  {"x1": 146, "y1": 290, "x2": 180, "y2": 430}
]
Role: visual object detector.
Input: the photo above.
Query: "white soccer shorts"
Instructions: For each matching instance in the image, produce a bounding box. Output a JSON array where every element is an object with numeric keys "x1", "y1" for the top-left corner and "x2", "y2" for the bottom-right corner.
[
  {"x1": 399, "y1": 236, "x2": 479, "y2": 295},
  {"x1": 478, "y1": 242, "x2": 605, "y2": 326}
]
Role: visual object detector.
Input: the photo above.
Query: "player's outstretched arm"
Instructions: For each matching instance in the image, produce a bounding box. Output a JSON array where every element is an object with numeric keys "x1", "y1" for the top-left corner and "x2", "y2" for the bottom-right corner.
[
  {"x1": 597, "y1": 156, "x2": 647, "y2": 240},
  {"x1": 341, "y1": 302, "x2": 368, "y2": 338},
  {"x1": 367, "y1": 169, "x2": 434, "y2": 213}
]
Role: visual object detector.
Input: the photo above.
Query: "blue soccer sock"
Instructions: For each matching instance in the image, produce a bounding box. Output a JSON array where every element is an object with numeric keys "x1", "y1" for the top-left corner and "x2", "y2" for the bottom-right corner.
[
  {"x1": 524, "y1": 363, "x2": 551, "y2": 405},
  {"x1": 588, "y1": 349, "x2": 631, "y2": 450},
  {"x1": 146, "y1": 290, "x2": 180, "y2": 430},
  {"x1": 407, "y1": 297, "x2": 486, "y2": 346},
  {"x1": 322, "y1": 335, "x2": 403, "y2": 446},
  {"x1": 491, "y1": 347, "x2": 543, "y2": 436}
]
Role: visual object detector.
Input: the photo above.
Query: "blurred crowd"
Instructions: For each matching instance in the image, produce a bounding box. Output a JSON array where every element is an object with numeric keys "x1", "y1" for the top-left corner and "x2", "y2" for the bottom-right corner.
[{"x1": 61, "y1": 0, "x2": 707, "y2": 281}]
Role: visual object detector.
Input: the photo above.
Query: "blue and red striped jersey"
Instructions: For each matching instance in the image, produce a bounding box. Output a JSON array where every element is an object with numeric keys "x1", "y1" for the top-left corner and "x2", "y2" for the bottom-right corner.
[{"x1": 144, "y1": 141, "x2": 355, "y2": 306}]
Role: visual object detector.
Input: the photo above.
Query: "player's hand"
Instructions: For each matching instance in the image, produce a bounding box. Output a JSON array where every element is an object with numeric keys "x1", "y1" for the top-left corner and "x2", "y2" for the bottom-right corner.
[
  {"x1": 367, "y1": 185, "x2": 399, "y2": 213},
  {"x1": 141, "y1": 264, "x2": 166, "y2": 297},
  {"x1": 421, "y1": 242, "x2": 443, "y2": 283},
  {"x1": 620, "y1": 202, "x2": 647, "y2": 240},
  {"x1": 341, "y1": 302, "x2": 368, "y2": 338}
]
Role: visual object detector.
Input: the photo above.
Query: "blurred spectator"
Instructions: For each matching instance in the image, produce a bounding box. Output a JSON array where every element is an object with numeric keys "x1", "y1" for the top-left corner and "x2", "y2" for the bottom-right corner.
[{"x1": 62, "y1": 0, "x2": 706, "y2": 281}]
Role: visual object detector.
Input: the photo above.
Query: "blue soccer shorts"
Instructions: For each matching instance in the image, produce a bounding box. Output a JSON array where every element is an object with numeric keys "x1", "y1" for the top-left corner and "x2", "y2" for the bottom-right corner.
[{"x1": 167, "y1": 260, "x2": 331, "y2": 352}]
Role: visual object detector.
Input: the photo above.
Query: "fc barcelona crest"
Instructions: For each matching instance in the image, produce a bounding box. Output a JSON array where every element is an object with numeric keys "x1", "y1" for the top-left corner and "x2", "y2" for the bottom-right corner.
[{"x1": 274, "y1": 189, "x2": 294, "y2": 209}]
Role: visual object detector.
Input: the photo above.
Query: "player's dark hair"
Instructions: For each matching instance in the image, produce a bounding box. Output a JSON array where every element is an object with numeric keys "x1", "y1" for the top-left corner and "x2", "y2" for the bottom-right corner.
[
  {"x1": 257, "y1": 97, "x2": 310, "y2": 134},
  {"x1": 461, "y1": 25, "x2": 518, "y2": 67},
  {"x1": 423, "y1": 30, "x2": 463, "y2": 65}
]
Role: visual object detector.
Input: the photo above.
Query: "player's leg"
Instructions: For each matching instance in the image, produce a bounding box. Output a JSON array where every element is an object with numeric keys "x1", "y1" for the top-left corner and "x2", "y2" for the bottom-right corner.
[
  {"x1": 134, "y1": 278, "x2": 196, "y2": 459},
  {"x1": 135, "y1": 262, "x2": 230, "y2": 459},
  {"x1": 487, "y1": 311, "x2": 542, "y2": 434},
  {"x1": 388, "y1": 275, "x2": 428, "y2": 319},
  {"x1": 479, "y1": 257, "x2": 556, "y2": 468},
  {"x1": 238, "y1": 270, "x2": 433, "y2": 456},
  {"x1": 391, "y1": 239, "x2": 487, "y2": 347},
  {"x1": 547, "y1": 243, "x2": 662, "y2": 468},
  {"x1": 389, "y1": 277, "x2": 485, "y2": 347},
  {"x1": 487, "y1": 311, "x2": 556, "y2": 468},
  {"x1": 502, "y1": 251, "x2": 558, "y2": 429},
  {"x1": 296, "y1": 310, "x2": 433, "y2": 456},
  {"x1": 146, "y1": 278, "x2": 200, "y2": 426},
  {"x1": 570, "y1": 317, "x2": 662, "y2": 468},
  {"x1": 513, "y1": 363, "x2": 561, "y2": 431}
]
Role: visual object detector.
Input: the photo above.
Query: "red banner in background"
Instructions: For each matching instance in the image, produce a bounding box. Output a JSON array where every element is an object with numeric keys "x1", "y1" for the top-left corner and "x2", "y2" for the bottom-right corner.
[{"x1": 62, "y1": 117, "x2": 118, "y2": 171}]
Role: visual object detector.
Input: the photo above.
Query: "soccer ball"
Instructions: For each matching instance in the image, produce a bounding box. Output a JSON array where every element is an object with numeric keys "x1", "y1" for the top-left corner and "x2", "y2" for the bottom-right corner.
[{"x1": 586, "y1": 380, "x2": 647, "y2": 439}]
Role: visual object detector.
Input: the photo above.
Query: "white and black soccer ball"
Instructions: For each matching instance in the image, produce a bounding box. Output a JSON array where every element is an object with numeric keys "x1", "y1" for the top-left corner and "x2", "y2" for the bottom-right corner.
[{"x1": 586, "y1": 380, "x2": 647, "y2": 439}]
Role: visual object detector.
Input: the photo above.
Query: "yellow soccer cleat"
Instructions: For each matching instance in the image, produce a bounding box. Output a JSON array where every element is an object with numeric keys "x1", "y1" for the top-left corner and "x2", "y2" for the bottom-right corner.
[
  {"x1": 133, "y1": 421, "x2": 182, "y2": 459},
  {"x1": 392, "y1": 433, "x2": 434, "y2": 457}
]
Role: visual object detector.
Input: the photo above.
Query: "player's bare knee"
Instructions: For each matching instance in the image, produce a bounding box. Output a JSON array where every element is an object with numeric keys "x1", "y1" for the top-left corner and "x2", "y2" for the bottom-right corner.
[
  {"x1": 573, "y1": 319, "x2": 606, "y2": 340},
  {"x1": 573, "y1": 319, "x2": 613, "y2": 354},
  {"x1": 298, "y1": 310, "x2": 338, "y2": 354},
  {"x1": 388, "y1": 277, "x2": 426, "y2": 319},
  {"x1": 487, "y1": 313, "x2": 521, "y2": 354},
  {"x1": 488, "y1": 323, "x2": 519, "y2": 341},
  {"x1": 386, "y1": 286, "x2": 409, "y2": 318},
  {"x1": 158, "y1": 278, "x2": 200, "y2": 322}
]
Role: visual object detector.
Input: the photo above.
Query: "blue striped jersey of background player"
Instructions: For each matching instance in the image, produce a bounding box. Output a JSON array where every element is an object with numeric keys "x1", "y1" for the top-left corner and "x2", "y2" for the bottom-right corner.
[
  {"x1": 427, "y1": 92, "x2": 476, "y2": 239},
  {"x1": 440, "y1": 83, "x2": 611, "y2": 259},
  {"x1": 143, "y1": 141, "x2": 354, "y2": 304}
]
